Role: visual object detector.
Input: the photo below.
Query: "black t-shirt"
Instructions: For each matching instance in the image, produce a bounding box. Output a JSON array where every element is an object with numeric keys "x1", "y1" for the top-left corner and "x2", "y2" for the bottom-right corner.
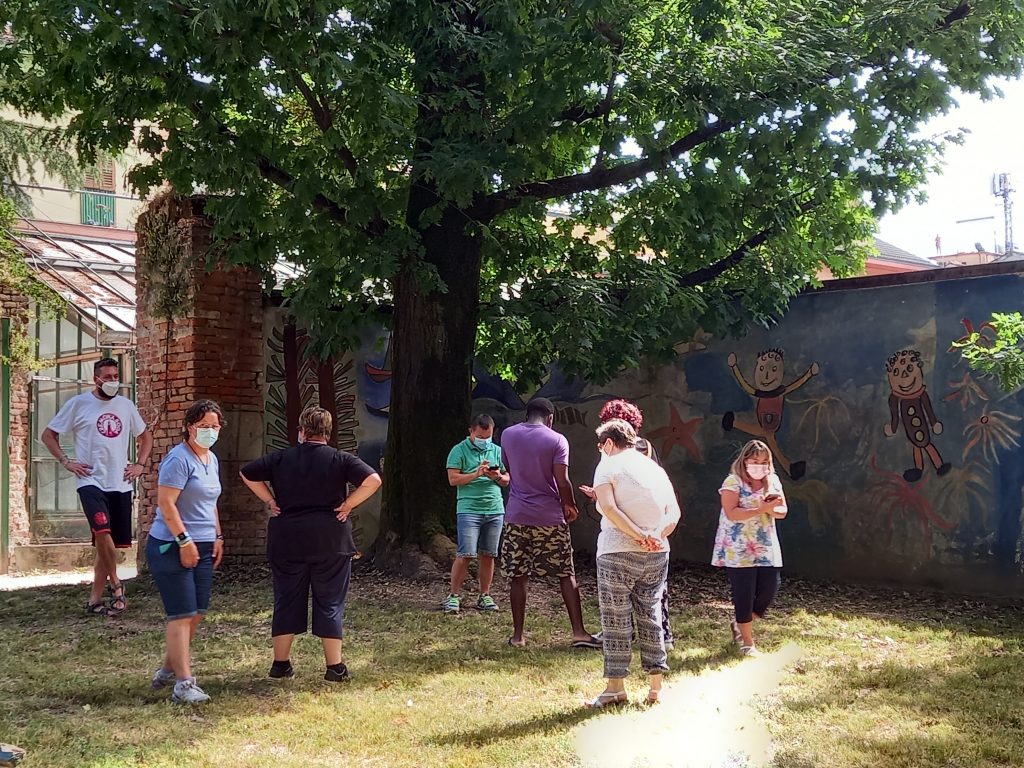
[
  {"x1": 241, "y1": 442, "x2": 376, "y2": 559},
  {"x1": 635, "y1": 436, "x2": 662, "y2": 467}
]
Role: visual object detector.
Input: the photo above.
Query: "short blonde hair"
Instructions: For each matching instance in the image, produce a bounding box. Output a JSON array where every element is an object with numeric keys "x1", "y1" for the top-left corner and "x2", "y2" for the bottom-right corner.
[
  {"x1": 596, "y1": 418, "x2": 638, "y2": 449},
  {"x1": 299, "y1": 406, "x2": 333, "y2": 439},
  {"x1": 730, "y1": 440, "x2": 774, "y2": 485}
]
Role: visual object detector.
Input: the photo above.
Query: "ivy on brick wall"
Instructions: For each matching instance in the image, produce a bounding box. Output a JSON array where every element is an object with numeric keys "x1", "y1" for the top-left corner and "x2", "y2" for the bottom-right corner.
[
  {"x1": 0, "y1": 195, "x2": 64, "y2": 370},
  {"x1": 135, "y1": 194, "x2": 196, "y2": 322}
]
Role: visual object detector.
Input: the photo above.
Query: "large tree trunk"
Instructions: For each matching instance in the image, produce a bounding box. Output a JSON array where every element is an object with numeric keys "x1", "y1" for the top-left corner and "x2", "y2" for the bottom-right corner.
[{"x1": 378, "y1": 201, "x2": 483, "y2": 573}]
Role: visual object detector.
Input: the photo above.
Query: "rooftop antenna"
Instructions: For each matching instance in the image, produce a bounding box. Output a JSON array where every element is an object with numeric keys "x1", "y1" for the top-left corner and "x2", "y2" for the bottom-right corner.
[{"x1": 991, "y1": 173, "x2": 1014, "y2": 254}]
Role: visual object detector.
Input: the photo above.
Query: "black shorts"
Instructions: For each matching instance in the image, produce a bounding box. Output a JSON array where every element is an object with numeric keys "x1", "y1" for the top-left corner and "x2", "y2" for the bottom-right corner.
[{"x1": 77, "y1": 486, "x2": 133, "y2": 548}]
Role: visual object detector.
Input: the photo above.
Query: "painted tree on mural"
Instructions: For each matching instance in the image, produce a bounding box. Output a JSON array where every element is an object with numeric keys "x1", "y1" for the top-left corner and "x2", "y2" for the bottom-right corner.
[{"x1": 3, "y1": 1, "x2": 1023, "y2": 558}]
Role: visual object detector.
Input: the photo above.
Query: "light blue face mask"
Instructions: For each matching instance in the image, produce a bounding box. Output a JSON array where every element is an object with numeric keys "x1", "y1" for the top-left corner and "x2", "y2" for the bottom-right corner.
[
  {"x1": 195, "y1": 427, "x2": 220, "y2": 449},
  {"x1": 473, "y1": 436, "x2": 493, "y2": 448}
]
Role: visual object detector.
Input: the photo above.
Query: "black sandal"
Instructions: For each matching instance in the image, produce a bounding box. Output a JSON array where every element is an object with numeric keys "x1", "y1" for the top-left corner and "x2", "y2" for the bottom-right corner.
[
  {"x1": 107, "y1": 580, "x2": 127, "y2": 616},
  {"x1": 85, "y1": 601, "x2": 108, "y2": 616}
]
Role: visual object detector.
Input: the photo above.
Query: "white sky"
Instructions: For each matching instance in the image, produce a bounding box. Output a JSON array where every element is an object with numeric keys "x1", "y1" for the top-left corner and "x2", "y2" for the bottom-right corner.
[{"x1": 877, "y1": 76, "x2": 1024, "y2": 258}]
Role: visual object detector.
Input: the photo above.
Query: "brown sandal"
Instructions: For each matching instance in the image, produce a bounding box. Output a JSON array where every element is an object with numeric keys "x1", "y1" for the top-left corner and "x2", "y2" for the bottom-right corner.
[{"x1": 107, "y1": 580, "x2": 127, "y2": 616}]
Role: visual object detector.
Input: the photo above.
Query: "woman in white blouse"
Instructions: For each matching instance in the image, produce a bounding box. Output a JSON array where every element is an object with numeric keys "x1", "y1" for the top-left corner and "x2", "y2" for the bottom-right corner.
[{"x1": 583, "y1": 419, "x2": 681, "y2": 708}]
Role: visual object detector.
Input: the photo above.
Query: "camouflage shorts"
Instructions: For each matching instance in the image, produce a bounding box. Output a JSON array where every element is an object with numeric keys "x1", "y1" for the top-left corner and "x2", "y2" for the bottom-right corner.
[{"x1": 500, "y1": 523, "x2": 575, "y2": 579}]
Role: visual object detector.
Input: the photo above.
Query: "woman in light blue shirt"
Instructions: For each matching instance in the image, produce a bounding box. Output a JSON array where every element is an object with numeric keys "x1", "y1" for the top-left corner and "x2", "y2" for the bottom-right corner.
[{"x1": 146, "y1": 399, "x2": 224, "y2": 705}]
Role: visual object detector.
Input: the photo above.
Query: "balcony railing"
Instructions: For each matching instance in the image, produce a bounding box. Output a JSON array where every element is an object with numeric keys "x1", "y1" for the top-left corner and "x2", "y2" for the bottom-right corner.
[{"x1": 80, "y1": 190, "x2": 116, "y2": 227}]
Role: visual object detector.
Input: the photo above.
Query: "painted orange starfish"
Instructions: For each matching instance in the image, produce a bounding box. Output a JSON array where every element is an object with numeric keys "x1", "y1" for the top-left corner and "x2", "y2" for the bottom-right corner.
[{"x1": 647, "y1": 403, "x2": 703, "y2": 462}]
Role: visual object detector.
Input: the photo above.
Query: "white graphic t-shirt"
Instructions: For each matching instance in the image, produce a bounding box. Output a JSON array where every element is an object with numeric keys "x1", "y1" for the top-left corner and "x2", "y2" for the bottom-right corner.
[{"x1": 47, "y1": 392, "x2": 147, "y2": 493}]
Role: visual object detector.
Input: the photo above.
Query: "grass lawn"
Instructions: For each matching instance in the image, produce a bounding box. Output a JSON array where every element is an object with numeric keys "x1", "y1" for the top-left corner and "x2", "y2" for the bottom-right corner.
[{"x1": 2, "y1": 563, "x2": 1023, "y2": 768}]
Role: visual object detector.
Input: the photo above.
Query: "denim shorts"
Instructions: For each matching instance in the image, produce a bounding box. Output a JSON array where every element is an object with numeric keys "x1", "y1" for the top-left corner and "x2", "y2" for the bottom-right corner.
[
  {"x1": 456, "y1": 513, "x2": 504, "y2": 558},
  {"x1": 147, "y1": 536, "x2": 215, "y2": 620}
]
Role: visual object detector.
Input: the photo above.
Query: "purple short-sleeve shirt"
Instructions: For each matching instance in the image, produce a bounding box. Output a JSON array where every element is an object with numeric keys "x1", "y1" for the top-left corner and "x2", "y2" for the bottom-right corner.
[{"x1": 501, "y1": 422, "x2": 569, "y2": 527}]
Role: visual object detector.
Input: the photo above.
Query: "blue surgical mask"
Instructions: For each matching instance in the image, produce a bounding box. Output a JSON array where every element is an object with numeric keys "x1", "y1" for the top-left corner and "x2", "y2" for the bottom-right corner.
[
  {"x1": 195, "y1": 427, "x2": 219, "y2": 449},
  {"x1": 474, "y1": 436, "x2": 493, "y2": 448}
]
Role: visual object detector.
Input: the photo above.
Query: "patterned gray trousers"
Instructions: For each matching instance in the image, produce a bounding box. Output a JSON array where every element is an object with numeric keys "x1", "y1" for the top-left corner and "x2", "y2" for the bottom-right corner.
[{"x1": 596, "y1": 551, "x2": 670, "y2": 679}]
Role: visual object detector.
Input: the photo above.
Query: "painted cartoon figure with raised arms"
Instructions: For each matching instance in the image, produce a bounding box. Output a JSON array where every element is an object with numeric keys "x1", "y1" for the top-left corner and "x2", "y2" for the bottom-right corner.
[{"x1": 723, "y1": 349, "x2": 818, "y2": 480}]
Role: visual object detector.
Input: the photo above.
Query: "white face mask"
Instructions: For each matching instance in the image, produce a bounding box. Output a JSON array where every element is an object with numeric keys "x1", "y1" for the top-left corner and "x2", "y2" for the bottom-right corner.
[
  {"x1": 746, "y1": 463, "x2": 770, "y2": 480},
  {"x1": 194, "y1": 427, "x2": 219, "y2": 449},
  {"x1": 99, "y1": 380, "x2": 120, "y2": 397}
]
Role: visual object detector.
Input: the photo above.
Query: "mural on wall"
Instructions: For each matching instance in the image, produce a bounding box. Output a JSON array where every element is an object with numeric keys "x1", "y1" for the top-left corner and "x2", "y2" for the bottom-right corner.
[
  {"x1": 261, "y1": 271, "x2": 1024, "y2": 593},
  {"x1": 963, "y1": 406, "x2": 1021, "y2": 463},
  {"x1": 882, "y1": 349, "x2": 951, "y2": 482},
  {"x1": 722, "y1": 349, "x2": 819, "y2": 480},
  {"x1": 265, "y1": 317, "x2": 368, "y2": 549},
  {"x1": 647, "y1": 403, "x2": 703, "y2": 463},
  {"x1": 265, "y1": 318, "x2": 359, "y2": 451},
  {"x1": 866, "y1": 454, "x2": 955, "y2": 547},
  {"x1": 363, "y1": 334, "x2": 392, "y2": 418}
]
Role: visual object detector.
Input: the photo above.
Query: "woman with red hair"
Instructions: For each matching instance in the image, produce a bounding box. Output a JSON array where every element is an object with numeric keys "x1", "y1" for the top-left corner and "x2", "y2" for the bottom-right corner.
[
  {"x1": 597, "y1": 399, "x2": 659, "y2": 463},
  {"x1": 582, "y1": 399, "x2": 676, "y2": 650}
]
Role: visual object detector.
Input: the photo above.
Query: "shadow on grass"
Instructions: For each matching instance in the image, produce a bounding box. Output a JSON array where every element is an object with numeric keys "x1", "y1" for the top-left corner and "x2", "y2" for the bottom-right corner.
[
  {"x1": 425, "y1": 706, "x2": 599, "y2": 748},
  {"x1": 6, "y1": 563, "x2": 1024, "y2": 767},
  {"x1": 0, "y1": 573, "x2": 300, "y2": 768}
]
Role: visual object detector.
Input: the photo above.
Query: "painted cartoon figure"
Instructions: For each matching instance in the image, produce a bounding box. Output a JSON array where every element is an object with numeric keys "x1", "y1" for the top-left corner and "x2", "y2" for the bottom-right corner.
[
  {"x1": 883, "y1": 349, "x2": 951, "y2": 482},
  {"x1": 723, "y1": 349, "x2": 819, "y2": 480}
]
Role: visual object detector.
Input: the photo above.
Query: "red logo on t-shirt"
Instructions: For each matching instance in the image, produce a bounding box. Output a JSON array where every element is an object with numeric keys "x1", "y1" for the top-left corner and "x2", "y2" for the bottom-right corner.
[{"x1": 96, "y1": 413, "x2": 123, "y2": 438}]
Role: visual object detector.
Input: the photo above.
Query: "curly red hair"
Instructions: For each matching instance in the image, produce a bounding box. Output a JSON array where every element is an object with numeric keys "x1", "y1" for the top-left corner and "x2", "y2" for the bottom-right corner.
[{"x1": 598, "y1": 399, "x2": 643, "y2": 431}]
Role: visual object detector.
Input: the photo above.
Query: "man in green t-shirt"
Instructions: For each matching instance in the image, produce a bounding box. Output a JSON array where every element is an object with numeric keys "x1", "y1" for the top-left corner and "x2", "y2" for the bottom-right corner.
[{"x1": 444, "y1": 414, "x2": 508, "y2": 613}]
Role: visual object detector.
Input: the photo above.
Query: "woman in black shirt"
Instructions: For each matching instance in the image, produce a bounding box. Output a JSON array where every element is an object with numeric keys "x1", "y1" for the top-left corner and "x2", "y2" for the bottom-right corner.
[{"x1": 241, "y1": 406, "x2": 381, "y2": 681}]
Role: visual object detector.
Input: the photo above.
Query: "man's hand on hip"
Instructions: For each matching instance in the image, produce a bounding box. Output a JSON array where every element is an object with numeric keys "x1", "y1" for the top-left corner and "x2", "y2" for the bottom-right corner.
[
  {"x1": 63, "y1": 460, "x2": 93, "y2": 478},
  {"x1": 123, "y1": 463, "x2": 145, "y2": 481}
]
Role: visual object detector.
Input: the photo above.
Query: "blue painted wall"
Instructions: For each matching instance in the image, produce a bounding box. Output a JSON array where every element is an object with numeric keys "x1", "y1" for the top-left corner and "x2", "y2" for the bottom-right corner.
[
  {"x1": 266, "y1": 269, "x2": 1024, "y2": 595},
  {"x1": 578, "y1": 271, "x2": 1024, "y2": 595}
]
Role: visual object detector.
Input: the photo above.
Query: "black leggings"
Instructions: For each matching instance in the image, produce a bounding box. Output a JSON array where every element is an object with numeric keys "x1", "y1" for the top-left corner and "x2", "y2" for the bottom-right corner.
[{"x1": 727, "y1": 567, "x2": 781, "y2": 624}]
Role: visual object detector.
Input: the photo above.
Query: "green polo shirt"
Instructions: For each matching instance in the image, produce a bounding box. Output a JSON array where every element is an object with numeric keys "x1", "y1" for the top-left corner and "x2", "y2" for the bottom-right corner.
[{"x1": 446, "y1": 437, "x2": 506, "y2": 515}]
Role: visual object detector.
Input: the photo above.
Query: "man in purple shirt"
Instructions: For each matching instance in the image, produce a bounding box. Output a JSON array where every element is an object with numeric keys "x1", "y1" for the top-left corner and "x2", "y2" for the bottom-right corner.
[{"x1": 501, "y1": 397, "x2": 600, "y2": 649}]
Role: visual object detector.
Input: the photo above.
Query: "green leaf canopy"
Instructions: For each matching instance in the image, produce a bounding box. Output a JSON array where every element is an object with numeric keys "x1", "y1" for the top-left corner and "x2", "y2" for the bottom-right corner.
[{"x1": 3, "y1": 1, "x2": 1023, "y2": 386}]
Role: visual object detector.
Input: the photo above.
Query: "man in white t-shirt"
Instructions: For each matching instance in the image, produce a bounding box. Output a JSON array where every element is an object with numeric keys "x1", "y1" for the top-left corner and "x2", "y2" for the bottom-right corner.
[{"x1": 42, "y1": 358, "x2": 152, "y2": 616}]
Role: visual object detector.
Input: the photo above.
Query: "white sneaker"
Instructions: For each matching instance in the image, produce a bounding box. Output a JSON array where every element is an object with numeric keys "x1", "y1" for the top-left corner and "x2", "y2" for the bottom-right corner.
[
  {"x1": 171, "y1": 677, "x2": 211, "y2": 704},
  {"x1": 740, "y1": 645, "x2": 761, "y2": 658},
  {"x1": 150, "y1": 667, "x2": 176, "y2": 690}
]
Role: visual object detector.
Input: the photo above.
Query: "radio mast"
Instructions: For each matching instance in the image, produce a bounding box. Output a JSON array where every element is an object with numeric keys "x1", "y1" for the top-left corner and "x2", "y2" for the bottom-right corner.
[{"x1": 991, "y1": 173, "x2": 1014, "y2": 255}]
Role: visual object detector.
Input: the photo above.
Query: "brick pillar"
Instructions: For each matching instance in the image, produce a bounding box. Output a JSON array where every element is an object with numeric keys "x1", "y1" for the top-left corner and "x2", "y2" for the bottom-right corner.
[
  {"x1": 0, "y1": 292, "x2": 32, "y2": 572},
  {"x1": 135, "y1": 195, "x2": 266, "y2": 567}
]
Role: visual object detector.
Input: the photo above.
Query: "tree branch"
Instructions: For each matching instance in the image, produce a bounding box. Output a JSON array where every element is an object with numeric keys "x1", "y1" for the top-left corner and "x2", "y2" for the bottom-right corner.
[
  {"x1": 556, "y1": 102, "x2": 614, "y2": 126},
  {"x1": 286, "y1": 69, "x2": 359, "y2": 176},
  {"x1": 482, "y1": 1, "x2": 974, "y2": 222},
  {"x1": 676, "y1": 199, "x2": 818, "y2": 288},
  {"x1": 593, "y1": 39, "x2": 626, "y2": 170},
  {"x1": 938, "y1": 2, "x2": 971, "y2": 30},
  {"x1": 475, "y1": 119, "x2": 737, "y2": 219},
  {"x1": 176, "y1": 91, "x2": 383, "y2": 235}
]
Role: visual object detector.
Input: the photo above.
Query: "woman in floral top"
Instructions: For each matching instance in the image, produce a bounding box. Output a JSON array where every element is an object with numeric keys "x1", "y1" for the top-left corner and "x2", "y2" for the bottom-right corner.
[{"x1": 712, "y1": 440, "x2": 788, "y2": 656}]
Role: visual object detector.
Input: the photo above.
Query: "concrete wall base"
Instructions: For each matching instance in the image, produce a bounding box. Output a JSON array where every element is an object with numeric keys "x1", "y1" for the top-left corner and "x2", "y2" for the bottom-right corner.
[{"x1": 10, "y1": 543, "x2": 137, "y2": 573}]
